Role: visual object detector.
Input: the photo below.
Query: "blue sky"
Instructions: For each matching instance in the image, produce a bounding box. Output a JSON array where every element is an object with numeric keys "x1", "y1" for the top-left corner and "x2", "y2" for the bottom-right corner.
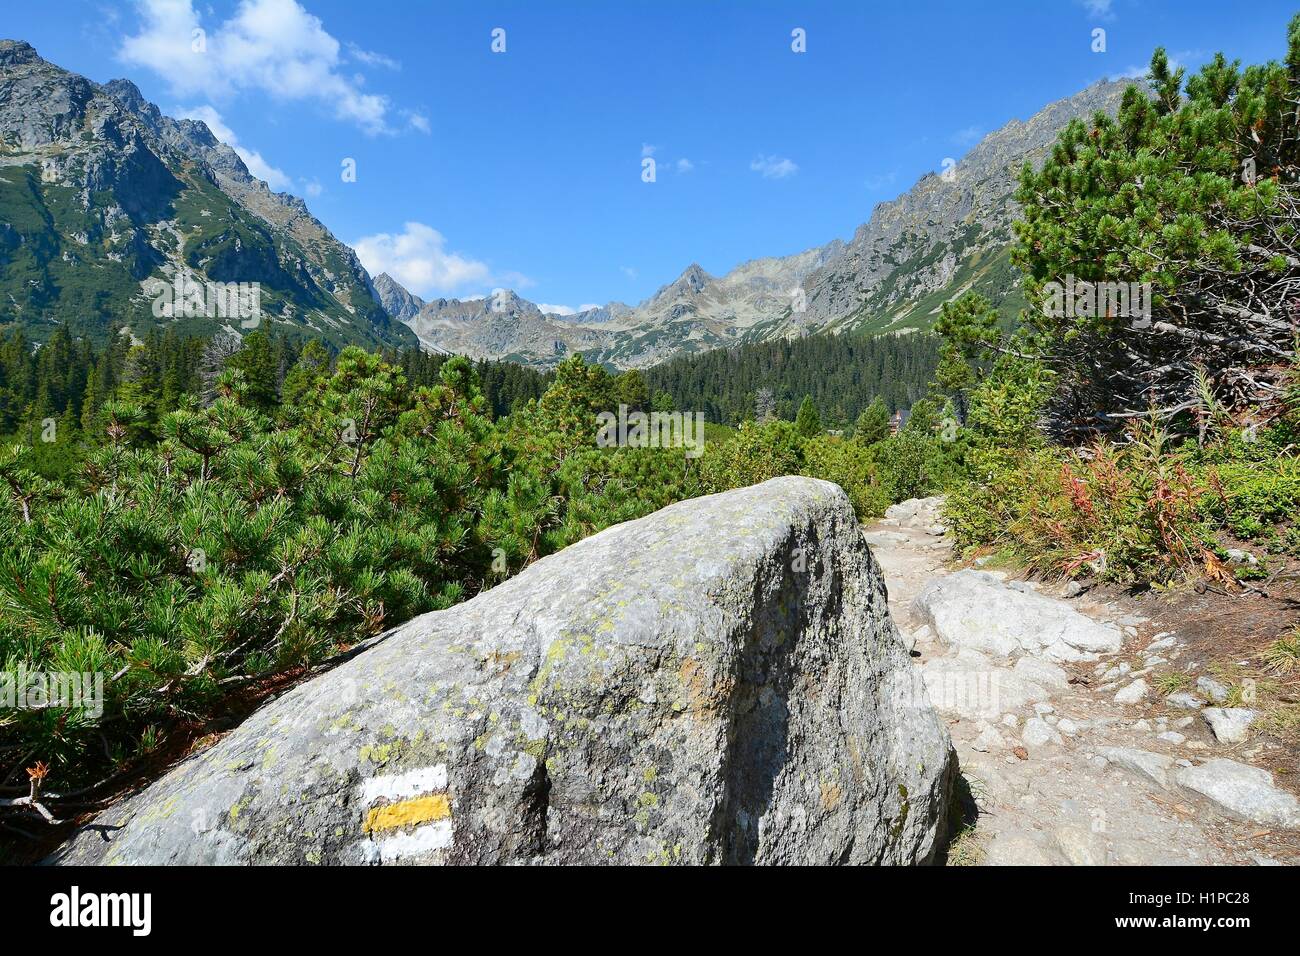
[{"x1": 7, "y1": 0, "x2": 1298, "y2": 313}]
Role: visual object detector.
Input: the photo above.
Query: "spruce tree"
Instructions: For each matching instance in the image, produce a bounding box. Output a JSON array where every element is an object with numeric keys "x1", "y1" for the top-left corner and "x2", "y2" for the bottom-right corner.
[
  {"x1": 854, "y1": 397, "x2": 891, "y2": 445},
  {"x1": 794, "y1": 395, "x2": 822, "y2": 438}
]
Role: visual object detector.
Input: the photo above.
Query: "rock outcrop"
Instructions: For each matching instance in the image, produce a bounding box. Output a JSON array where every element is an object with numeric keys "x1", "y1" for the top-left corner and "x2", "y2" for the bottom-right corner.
[
  {"x1": 1173, "y1": 759, "x2": 1300, "y2": 829},
  {"x1": 51, "y1": 477, "x2": 954, "y2": 866}
]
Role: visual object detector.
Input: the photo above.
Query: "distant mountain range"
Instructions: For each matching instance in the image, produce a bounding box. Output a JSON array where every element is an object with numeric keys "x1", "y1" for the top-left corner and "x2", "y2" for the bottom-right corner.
[
  {"x1": 372, "y1": 78, "x2": 1135, "y2": 368},
  {"x1": 0, "y1": 40, "x2": 411, "y2": 350},
  {"x1": 0, "y1": 38, "x2": 1136, "y2": 366}
]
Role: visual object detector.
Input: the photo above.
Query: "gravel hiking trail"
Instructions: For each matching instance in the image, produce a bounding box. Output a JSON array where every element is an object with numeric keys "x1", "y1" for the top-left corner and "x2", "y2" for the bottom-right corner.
[{"x1": 865, "y1": 497, "x2": 1300, "y2": 866}]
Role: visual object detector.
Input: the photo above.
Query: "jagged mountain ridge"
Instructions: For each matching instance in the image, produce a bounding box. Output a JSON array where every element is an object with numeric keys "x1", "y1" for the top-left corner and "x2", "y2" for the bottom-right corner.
[
  {"x1": 0, "y1": 40, "x2": 413, "y2": 349},
  {"x1": 374, "y1": 276, "x2": 611, "y2": 362},
  {"x1": 793, "y1": 78, "x2": 1137, "y2": 337},
  {"x1": 381, "y1": 239, "x2": 850, "y2": 368},
  {"x1": 371, "y1": 271, "x2": 424, "y2": 324},
  {"x1": 376, "y1": 78, "x2": 1136, "y2": 369}
]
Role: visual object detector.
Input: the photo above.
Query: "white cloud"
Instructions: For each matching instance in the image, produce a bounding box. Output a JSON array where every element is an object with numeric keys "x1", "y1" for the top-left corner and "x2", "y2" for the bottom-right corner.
[
  {"x1": 620, "y1": 266, "x2": 638, "y2": 280},
  {"x1": 175, "y1": 104, "x2": 293, "y2": 191},
  {"x1": 579, "y1": 303, "x2": 600, "y2": 312},
  {"x1": 346, "y1": 42, "x2": 400, "y2": 70},
  {"x1": 951, "y1": 125, "x2": 984, "y2": 147},
  {"x1": 750, "y1": 154, "x2": 798, "y2": 179},
  {"x1": 640, "y1": 143, "x2": 657, "y2": 158},
  {"x1": 120, "y1": 0, "x2": 396, "y2": 134},
  {"x1": 675, "y1": 158, "x2": 694, "y2": 173},
  {"x1": 353, "y1": 222, "x2": 530, "y2": 298},
  {"x1": 1079, "y1": 0, "x2": 1113, "y2": 18},
  {"x1": 405, "y1": 111, "x2": 431, "y2": 134}
]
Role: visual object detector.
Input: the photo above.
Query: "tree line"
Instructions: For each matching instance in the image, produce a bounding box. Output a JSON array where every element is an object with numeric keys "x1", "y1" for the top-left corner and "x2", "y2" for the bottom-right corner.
[
  {"x1": 642, "y1": 331, "x2": 941, "y2": 427},
  {"x1": 0, "y1": 325, "x2": 556, "y2": 451}
]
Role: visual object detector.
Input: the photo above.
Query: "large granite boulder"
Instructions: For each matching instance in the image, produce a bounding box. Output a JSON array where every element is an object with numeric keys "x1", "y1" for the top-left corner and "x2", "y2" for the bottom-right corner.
[{"x1": 52, "y1": 477, "x2": 954, "y2": 866}]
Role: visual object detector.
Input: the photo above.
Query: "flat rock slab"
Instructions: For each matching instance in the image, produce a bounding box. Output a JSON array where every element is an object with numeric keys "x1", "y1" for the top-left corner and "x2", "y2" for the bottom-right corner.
[
  {"x1": 1013, "y1": 656, "x2": 1070, "y2": 690},
  {"x1": 884, "y1": 497, "x2": 944, "y2": 524},
  {"x1": 862, "y1": 530, "x2": 911, "y2": 547},
  {"x1": 920, "y1": 647, "x2": 1050, "y2": 719},
  {"x1": 1175, "y1": 759, "x2": 1300, "y2": 829},
  {"x1": 1100, "y1": 747, "x2": 1177, "y2": 789},
  {"x1": 51, "y1": 478, "x2": 955, "y2": 866},
  {"x1": 912, "y1": 570, "x2": 1123, "y2": 663}
]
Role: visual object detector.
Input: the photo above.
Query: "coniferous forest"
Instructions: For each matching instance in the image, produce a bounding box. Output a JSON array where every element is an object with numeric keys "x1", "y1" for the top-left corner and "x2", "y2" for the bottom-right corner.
[
  {"x1": 642, "y1": 330, "x2": 940, "y2": 426},
  {"x1": 0, "y1": 326, "x2": 554, "y2": 472}
]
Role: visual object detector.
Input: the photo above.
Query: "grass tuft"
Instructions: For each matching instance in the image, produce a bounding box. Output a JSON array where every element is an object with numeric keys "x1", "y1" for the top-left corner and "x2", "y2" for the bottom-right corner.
[
  {"x1": 1262, "y1": 629, "x2": 1300, "y2": 676},
  {"x1": 1154, "y1": 671, "x2": 1193, "y2": 694}
]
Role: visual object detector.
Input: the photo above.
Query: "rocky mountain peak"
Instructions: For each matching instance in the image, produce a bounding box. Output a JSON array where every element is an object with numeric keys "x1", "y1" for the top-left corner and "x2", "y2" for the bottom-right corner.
[
  {"x1": 371, "y1": 273, "x2": 425, "y2": 323},
  {"x1": 492, "y1": 288, "x2": 529, "y2": 310},
  {"x1": 0, "y1": 39, "x2": 39, "y2": 67},
  {"x1": 0, "y1": 40, "x2": 411, "y2": 350},
  {"x1": 570, "y1": 301, "x2": 633, "y2": 324},
  {"x1": 102, "y1": 78, "x2": 161, "y2": 126},
  {"x1": 649, "y1": 262, "x2": 714, "y2": 305},
  {"x1": 677, "y1": 262, "x2": 712, "y2": 288}
]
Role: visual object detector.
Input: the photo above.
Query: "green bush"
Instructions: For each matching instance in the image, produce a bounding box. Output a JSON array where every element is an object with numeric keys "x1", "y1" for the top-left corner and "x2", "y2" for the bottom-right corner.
[
  {"x1": 699, "y1": 419, "x2": 803, "y2": 494},
  {"x1": 801, "y1": 435, "x2": 891, "y2": 520},
  {"x1": 873, "y1": 430, "x2": 965, "y2": 503},
  {"x1": 1200, "y1": 459, "x2": 1300, "y2": 539}
]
